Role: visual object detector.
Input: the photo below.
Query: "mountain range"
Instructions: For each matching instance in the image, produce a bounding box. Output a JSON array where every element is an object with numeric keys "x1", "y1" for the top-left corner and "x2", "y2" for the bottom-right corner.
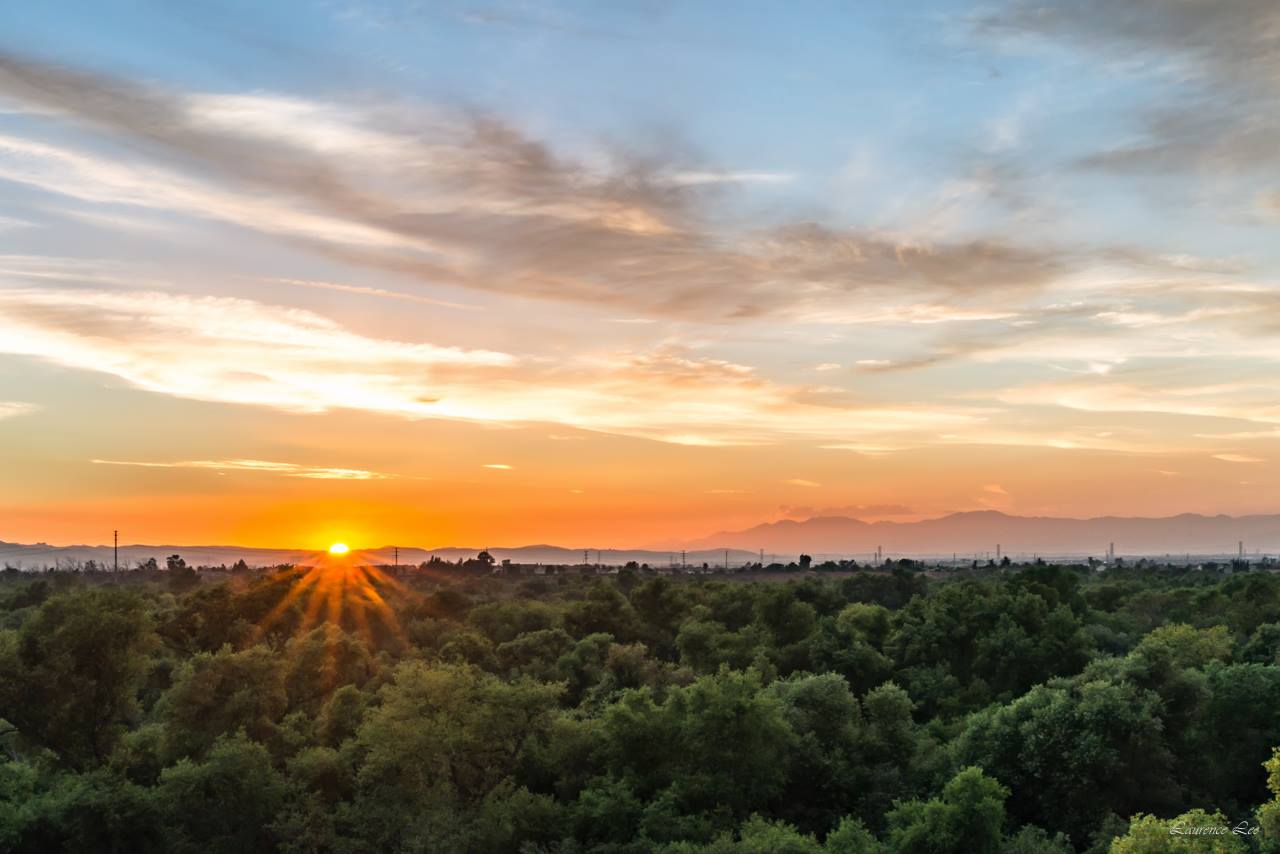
[
  {"x1": 4, "y1": 511, "x2": 1279, "y2": 569},
  {"x1": 683, "y1": 511, "x2": 1280, "y2": 557},
  {"x1": 0, "y1": 541, "x2": 756, "y2": 570}
]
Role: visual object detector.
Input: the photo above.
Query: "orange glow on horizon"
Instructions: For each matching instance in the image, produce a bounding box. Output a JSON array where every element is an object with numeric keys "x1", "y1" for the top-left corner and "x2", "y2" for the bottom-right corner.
[{"x1": 251, "y1": 548, "x2": 413, "y2": 649}]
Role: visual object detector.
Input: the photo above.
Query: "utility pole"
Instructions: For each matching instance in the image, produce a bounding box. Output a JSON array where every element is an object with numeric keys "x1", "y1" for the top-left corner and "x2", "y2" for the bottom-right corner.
[
  {"x1": 724, "y1": 549, "x2": 728, "y2": 570},
  {"x1": 681, "y1": 549, "x2": 686, "y2": 570},
  {"x1": 394, "y1": 546, "x2": 399, "y2": 572},
  {"x1": 996, "y1": 544, "x2": 1001, "y2": 562},
  {"x1": 113, "y1": 529, "x2": 118, "y2": 573}
]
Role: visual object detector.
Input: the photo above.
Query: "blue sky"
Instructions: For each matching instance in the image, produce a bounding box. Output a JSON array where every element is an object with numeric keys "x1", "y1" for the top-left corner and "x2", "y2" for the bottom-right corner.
[{"x1": 1, "y1": 1, "x2": 1279, "y2": 547}]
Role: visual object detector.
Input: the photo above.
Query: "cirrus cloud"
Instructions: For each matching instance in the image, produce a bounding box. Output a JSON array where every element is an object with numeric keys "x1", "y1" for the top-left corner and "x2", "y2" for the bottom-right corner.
[
  {"x1": 0, "y1": 281, "x2": 988, "y2": 447},
  {"x1": 91, "y1": 458, "x2": 401, "y2": 479}
]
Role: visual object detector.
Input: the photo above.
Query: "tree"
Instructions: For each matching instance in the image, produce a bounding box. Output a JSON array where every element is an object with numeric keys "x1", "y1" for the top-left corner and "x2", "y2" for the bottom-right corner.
[
  {"x1": 767, "y1": 672, "x2": 866, "y2": 831},
  {"x1": 158, "y1": 645, "x2": 287, "y2": 760},
  {"x1": 0, "y1": 589, "x2": 155, "y2": 769},
  {"x1": 600, "y1": 667, "x2": 796, "y2": 820},
  {"x1": 154, "y1": 734, "x2": 285, "y2": 854},
  {"x1": 166, "y1": 555, "x2": 198, "y2": 592},
  {"x1": 688, "y1": 815, "x2": 825, "y2": 853},
  {"x1": 0, "y1": 764, "x2": 165, "y2": 853},
  {"x1": 350, "y1": 661, "x2": 563, "y2": 850},
  {"x1": 365, "y1": 662, "x2": 545, "y2": 790},
  {"x1": 1109, "y1": 809, "x2": 1248, "y2": 853},
  {"x1": 281, "y1": 625, "x2": 377, "y2": 712},
  {"x1": 461, "y1": 551, "x2": 497, "y2": 573},
  {"x1": 884, "y1": 767, "x2": 1009, "y2": 854},
  {"x1": 954, "y1": 677, "x2": 1179, "y2": 842},
  {"x1": 823, "y1": 816, "x2": 884, "y2": 853}
]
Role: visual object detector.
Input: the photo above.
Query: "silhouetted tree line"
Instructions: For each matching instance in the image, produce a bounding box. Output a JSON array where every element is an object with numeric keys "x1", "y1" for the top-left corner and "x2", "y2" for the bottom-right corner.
[{"x1": 3, "y1": 563, "x2": 1280, "y2": 851}]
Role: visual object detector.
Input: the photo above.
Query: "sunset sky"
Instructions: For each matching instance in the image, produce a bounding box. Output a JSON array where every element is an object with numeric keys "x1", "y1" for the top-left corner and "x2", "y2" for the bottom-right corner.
[{"x1": 2, "y1": 1, "x2": 1279, "y2": 550}]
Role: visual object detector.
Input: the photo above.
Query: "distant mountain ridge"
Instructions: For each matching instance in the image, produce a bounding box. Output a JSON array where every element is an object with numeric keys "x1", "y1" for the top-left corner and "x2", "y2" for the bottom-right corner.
[
  {"x1": 683, "y1": 510, "x2": 1280, "y2": 557},
  {"x1": 0, "y1": 540, "x2": 756, "y2": 570},
  {"x1": 5, "y1": 511, "x2": 1280, "y2": 569}
]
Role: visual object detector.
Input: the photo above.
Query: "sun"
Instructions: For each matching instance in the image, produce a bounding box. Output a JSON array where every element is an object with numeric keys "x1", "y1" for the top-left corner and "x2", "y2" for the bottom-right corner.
[{"x1": 328, "y1": 542, "x2": 350, "y2": 556}]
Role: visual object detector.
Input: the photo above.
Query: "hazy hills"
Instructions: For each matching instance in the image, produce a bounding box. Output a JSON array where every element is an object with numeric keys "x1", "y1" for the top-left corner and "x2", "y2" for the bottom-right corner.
[
  {"x1": 0, "y1": 541, "x2": 756, "y2": 570},
  {"x1": 5, "y1": 511, "x2": 1280, "y2": 569},
  {"x1": 683, "y1": 510, "x2": 1280, "y2": 557}
]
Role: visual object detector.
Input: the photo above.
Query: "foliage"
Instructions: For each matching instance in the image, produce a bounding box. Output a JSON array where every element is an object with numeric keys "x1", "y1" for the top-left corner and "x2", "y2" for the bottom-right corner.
[{"x1": 1, "y1": 562, "x2": 1279, "y2": 850}]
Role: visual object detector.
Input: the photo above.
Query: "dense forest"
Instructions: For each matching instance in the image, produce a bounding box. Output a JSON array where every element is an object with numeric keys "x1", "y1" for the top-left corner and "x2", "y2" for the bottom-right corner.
[{"x1": 4, "y1": 559, "x2": 1280, "y2": 853}]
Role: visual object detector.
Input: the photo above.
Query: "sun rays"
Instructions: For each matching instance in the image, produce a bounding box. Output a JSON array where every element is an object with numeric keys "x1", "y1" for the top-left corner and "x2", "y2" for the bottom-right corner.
[{"x1": 251, "y1": 547, "x2": 411, "y2": 648}]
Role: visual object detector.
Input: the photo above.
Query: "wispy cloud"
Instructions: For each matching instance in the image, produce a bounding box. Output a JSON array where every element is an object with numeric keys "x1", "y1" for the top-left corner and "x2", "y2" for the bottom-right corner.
[
  {"x1": 268, "y1": 277, "x2": 477, "y2": 310},
  {"x1": 0, "y1": 215, "x2": 36, "y2": 231},
  {"x1": 91, "y1": 458, "x2": 399, "y2": 479},
  {"x1": 0, "y1": 285, "x2": 513, "y2": 416},
  {"x1": 976, "y1": 0, "x2": 1280, "y2": 180},
  {"x1": 0, "y1": 51, "x2": 1067, "y2": 323},
  {"x1": 663, "y1": 171, "x2": 794, "y2": 186},
  {"x1": 1212, "y1": 453, "x2": 1264, "y2": 464},
  {"x1": 0, "y1": 401, "x2": 38, "y2": 421},
  {"x1": 0, "y1": 282, "x2": 990, "y2": 446}
]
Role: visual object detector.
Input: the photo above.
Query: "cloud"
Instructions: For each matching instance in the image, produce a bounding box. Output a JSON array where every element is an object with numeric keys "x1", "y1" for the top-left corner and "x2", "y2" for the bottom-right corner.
[
  {"x1": 976, "y1": 1, "x2": 1280, "y2": 176},
  {"x1": 0, "y1": 281, "x2": 990, "y2": 446},
  {"x1": 663, "y1": 171, "x2": 794, "y2": 186},
  {"x1": 0, "y1": 401, "x2": 38, "y2": 421},
  {"x1": 482, "y1": 463, "x2": 512, "y2": 470},
  {"x1": 983, "y1": 483, "x2": 1008, "y2": 495},
  {"x1": 3, "y1": 50, "x2": 1273, "y2": 465},
  {"x1": 269, "y1": 277, "x2": 477, "y2": 310},
  {"x1": 991, "y1": 372, "x2": 1280, "y2": 427},
  {"x1": 977, "y1": 0, "x2": 1280, "y2": 90},
  {"x1": 0, "y1": 215, "x2": 36, "y2": 231},
  {"x1": 1212, "y1": 453, "x2": 1264, "y2": 463},
  {"x1": 783, "y1": 478, "x2": 821, "y2": 487},
  {"x1": 0, "y1": 51, "x2": 1067, "y2": 323},
  {"x1": 819, "y1": 442, "x2": 902, "y2": 456},
  {"x1": 0, "y1": 285, "x2": 513, "y2": 416},
  {"x1": 91, "y1": 458, "x2": 398, "y2": 479}
]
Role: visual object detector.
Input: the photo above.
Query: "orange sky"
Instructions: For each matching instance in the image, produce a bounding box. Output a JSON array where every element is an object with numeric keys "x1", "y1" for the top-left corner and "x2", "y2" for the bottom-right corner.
[
  {"x1": 2, "y1": 5, "x2": 1280, "y2": 549},
  {"x1": 2, "y1": 364, "x2": 1275, "y2": 549}
]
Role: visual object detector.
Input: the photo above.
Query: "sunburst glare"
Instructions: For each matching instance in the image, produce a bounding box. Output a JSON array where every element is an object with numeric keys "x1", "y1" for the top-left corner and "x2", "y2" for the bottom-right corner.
[{"x1": 250, "y1": 547, "x2": 411, "y2": 649}]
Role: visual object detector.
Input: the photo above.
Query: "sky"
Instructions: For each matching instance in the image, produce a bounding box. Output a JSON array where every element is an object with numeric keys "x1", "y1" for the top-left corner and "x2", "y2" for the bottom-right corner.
[{"x1": 1, "y1": 0, "x2": 1279, "y2": 550}]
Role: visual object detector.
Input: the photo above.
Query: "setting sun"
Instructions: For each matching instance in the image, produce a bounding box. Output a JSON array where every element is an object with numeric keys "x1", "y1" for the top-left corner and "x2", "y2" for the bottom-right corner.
[{"x1": 328, "y1": 542, "x2": 350, "y2": 556}]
